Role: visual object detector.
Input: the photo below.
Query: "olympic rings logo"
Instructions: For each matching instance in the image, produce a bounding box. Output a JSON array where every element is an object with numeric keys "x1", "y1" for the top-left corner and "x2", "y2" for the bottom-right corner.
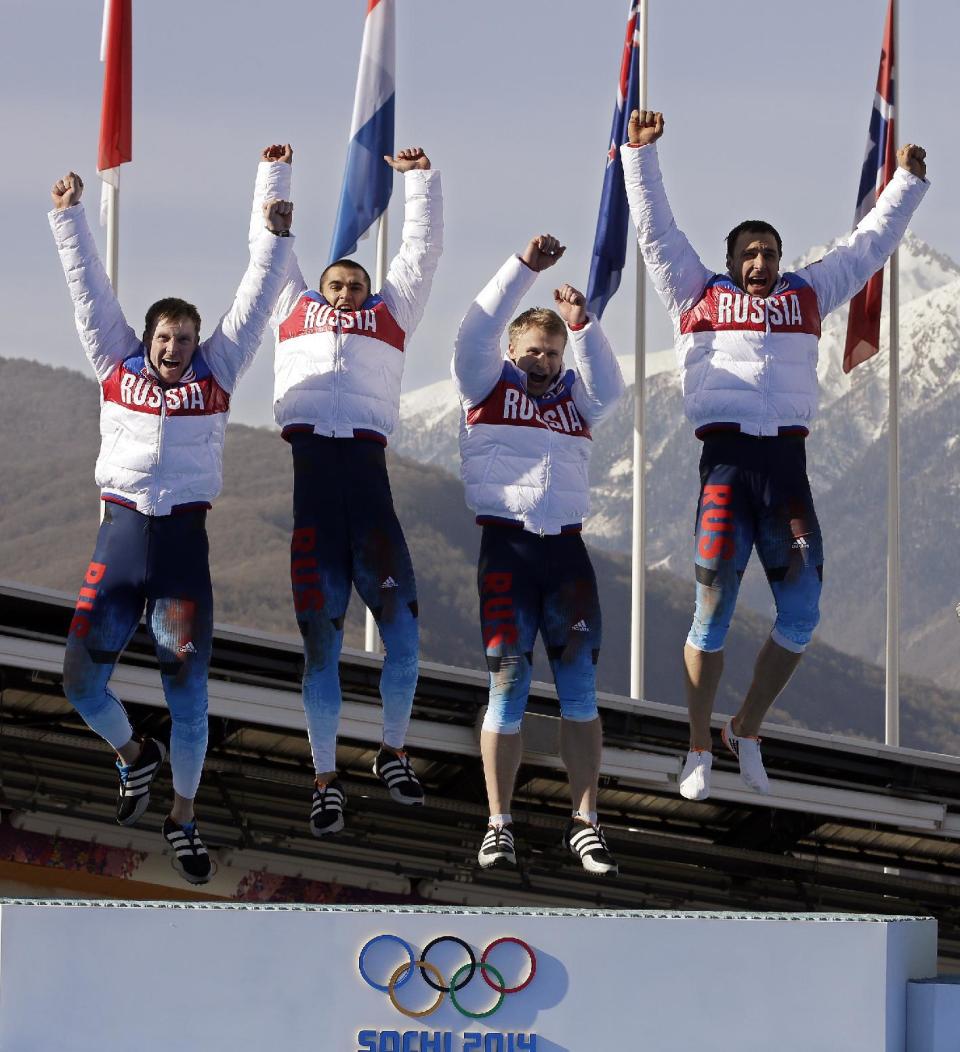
[{"x1": 358, "y1": 934, "x2": 537, "y2": 1020}]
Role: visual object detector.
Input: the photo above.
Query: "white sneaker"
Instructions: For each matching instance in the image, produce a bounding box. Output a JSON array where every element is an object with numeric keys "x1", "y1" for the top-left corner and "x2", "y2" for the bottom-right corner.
[
  {"x1": 722, "y1": 720, "x2": 771, "y2": 794},
  {"x1": 679, "y1": 750, "x2": 713, "y2": 800}
]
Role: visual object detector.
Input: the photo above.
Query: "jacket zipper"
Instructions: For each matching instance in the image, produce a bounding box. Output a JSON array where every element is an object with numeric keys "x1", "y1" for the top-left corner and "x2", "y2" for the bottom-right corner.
[
  {"x1": 153, "y1": 385, "x2": 167, "y2": 512},
  {"x1": 538, "y1": 427, "x2": 554, "y2": 537},
  {"x1": 332, "y1": 314, "x2": 343, "y2": 433},
  {"x1": 761, "y1": 303, "x2": 772, "y2": 434}
]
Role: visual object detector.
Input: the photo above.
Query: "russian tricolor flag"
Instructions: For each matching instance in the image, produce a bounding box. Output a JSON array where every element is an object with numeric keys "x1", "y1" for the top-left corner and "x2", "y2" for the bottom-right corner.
[
  {"x1": 843, "y1": 0, "x2": 896, "y2": 372},
  {"x1": 586, "y1": 1, "x2": 641, "y2": 319},
  {"x1": 98, "y1": 0, "x2": 132, "y2": 225},
  {"x1": 329, "y1": 0, "x2": 396, "y2": 263}
]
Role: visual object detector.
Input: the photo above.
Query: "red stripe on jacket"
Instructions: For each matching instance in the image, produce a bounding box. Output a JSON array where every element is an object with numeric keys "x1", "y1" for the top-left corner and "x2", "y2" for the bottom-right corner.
[
  {"x1": 101, "y1": 367, "x2": 231, "y2": 416},
  {"x1": 466, "y1": 378, "x2": 592, "y2": 440},
  {"x1": 278, "y1": 297, "x2": 406, "y2": 352}
]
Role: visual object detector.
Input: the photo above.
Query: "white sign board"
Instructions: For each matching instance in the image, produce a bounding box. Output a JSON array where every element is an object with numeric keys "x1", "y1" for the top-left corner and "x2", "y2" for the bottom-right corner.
[{"x1": 0, "y1": 903, "x2": 937, "y2": 1052}]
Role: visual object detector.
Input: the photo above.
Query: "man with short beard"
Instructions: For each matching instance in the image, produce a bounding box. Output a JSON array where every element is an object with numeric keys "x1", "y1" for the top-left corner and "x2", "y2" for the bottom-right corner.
[
  {"x1": 621, "y1": 109, "x2": 929, "y2": 801},
  {"x1": 50, "y1": 169, "x2": 293, "y2": 883},
  {"x1": 251, "y1": 145, "x2": 442, "y2": 837},
  {"x1": 453, "y1": 234, "x2": 625, "y2": 875}
]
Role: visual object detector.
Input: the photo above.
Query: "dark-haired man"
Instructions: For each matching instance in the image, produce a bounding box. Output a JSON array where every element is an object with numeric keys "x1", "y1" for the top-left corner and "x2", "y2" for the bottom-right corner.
[
  {"x1": 453, "y1": 235, "x2": 625, "y2": 875},
  {"x1": 622, "y1": 110, "x2": 929, "y2": 800},
  {"x1": 251, "y1": 145, "x2": 442, "y2": 836},
  {"x1": 50, "y1": 170, "x2": 294, "y2": 882}
]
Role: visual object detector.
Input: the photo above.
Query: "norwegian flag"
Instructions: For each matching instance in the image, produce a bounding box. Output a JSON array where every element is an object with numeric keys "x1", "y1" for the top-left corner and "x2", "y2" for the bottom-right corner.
[
  {"x1": 586, "y1": 1, "x2": 642, "y2": 319},
  {"x1": 329, "y1": 0, "x2": 396, "y2": 262},
  {"x1": 97, "y1": 0, "x2": 132, "y2": 225},
  {"x1": 843, "y1": 0, "x2": 896, "y2": 372}
]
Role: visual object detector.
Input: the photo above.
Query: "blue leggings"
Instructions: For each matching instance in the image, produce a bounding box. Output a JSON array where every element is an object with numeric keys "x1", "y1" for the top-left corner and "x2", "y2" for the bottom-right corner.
[
  {"x1": 289, "y1": 434, "x2": 419, "y2": 774},
  {"x1": 62, "y1": 502, "x2": 212, "y2": 799},
  {"x1": 478, "y1": 526, "x2": 601, "y2": 733},
  {"x1": 688, "y1": 432, "x2": 824, "y2": 654}
]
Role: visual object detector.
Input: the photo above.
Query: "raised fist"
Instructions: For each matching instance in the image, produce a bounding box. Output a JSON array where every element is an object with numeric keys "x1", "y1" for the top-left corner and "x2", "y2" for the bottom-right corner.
[
  {"x1": 520, "y1": 234, "x2": 566, "y2": 273},
  {"x1": 897, "y1": 143, "x2": 927, "y2": 180},
  {"x1": 261, "y1": 143, "x2": 293, "y2": 165},
  {"x1": 51, "y1": 172, "x2": 83, "y2": 210},
  {"x1": 263, "y1": 198, "x2": 293, "y2": 234},
  {"x1": 627, "y1": 109, "x2": 664, "y2": 147},
  {"x1": 553, "y1": 283, "x2": 587, "y2": 327},
  {"x1": 384, "y1": 147, "x2": 430, "y2": 172}
]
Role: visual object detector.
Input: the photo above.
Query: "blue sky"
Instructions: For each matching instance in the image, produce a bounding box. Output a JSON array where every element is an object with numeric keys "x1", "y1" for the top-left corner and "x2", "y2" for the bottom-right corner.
[{"x1": 3, "y1": 0, "x2": 957, "y2": 426}]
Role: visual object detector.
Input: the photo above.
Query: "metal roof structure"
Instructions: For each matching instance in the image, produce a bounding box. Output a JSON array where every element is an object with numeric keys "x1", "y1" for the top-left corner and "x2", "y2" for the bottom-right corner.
[{"x1": 2, "y1": 581, "x2": 960, "y2": 963}]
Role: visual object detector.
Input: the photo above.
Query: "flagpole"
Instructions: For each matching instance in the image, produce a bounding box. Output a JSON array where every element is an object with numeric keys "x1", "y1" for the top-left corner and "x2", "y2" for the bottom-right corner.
[
  {"x1": 629, "y1": 0, "x2": 648, "y2": 702},
  {"x1": 365, "y1": 208, "x2": 390, "y2": 655},
  {"x1": 105, "y1": 178, "x2": 120, "y2": 292},
  {"x1": 884, "y1": 0, "x2": 900, "y2": 747}
]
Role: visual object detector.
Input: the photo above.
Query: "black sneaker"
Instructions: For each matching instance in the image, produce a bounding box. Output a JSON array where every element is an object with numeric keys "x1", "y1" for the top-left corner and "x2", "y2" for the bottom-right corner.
[
  {"x1": 563, "y1": 820, "x2": 619, "y2": 876},
  {"x1": 372, "y1": 748, "x2": 424, "y2": 805},
  {"x1": 311, "y1": 777, "x2": 346, "y2": 837},
  {"x1": 163, "y1": 816, "x2": 212, "y2": 885},
  {"x1": 116, "y1": 737, "x2": 166, "y2": 826},
  {"x1": 478, "y1": 824, "x2": 516, "y2": 869}
]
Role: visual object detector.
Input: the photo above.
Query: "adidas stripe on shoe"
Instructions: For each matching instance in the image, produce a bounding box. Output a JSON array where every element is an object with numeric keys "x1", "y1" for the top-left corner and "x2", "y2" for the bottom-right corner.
[
  {"x1": 372, "y1": 748, "x2": 424, "y2": 805},
  {"x1": 478, "y1": 824, "x2": 516, "y2": 869},
  {"x1": 162, "y1": 816, "x2": 211, "y2": 885},
  {"x1": 116, "y1": 737, "x2": 166, "y2": 827},
  {"x1": 722, "y1": 719, "x2": 771, "y2": 794},
  {"x1": 563, "y1": 820, "x2": 618, "y2": 876},
  {"x1": 311, "y1": 777, "x2": 346, "y2": 837}
]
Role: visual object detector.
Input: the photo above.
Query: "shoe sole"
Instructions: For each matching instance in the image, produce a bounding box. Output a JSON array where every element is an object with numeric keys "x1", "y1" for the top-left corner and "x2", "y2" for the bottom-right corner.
[
  {"x1": 172, "y1": 858, "x2": 212, "y2": 886},
  {"x1": 478, "y1": 854, "x2": 516, "y2": 870},
  {"x1": 311, "y1": 815, "x2": 345, "y2": 838},
  {"x1": 579, "y1": 858, "x2": 619, "y2": 876},
  {"x1": 564, "y1": 844, "x2": 619, "y2": 876},
  {"x1": 117, "y1": 793, "x2": 152, "y2": 828},
  {"x1": 116, "y1": 740, "x2": 167, "y2": 827}
]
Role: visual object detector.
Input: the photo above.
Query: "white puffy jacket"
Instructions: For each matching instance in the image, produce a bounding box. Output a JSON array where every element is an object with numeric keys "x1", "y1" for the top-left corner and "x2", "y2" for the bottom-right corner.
[
  {"x1": 622, "y1": 142, "x2": 929, "y2": 436},
  {"x1": 50, "y1": 202, "x2": 293, "y2": 515},
  {"x1": 453, "y1": 255, "x2": 625, "y2": 535},
  {"x1": 250, "y1": 161, "x2": 442, "y2": 441}
]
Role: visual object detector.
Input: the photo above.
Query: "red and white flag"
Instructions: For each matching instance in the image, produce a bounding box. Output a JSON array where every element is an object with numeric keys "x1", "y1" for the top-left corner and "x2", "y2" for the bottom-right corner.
[
  {"x1": 98, "y1": 0, "x2": 132, "y2": 225},
  {"x1": 843, "y1": 0, "x2": 895, "y2": 372}
]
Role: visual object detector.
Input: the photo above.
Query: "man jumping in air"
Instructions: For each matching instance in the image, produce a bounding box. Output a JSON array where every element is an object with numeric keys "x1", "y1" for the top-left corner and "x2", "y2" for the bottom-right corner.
[
  {"x1": 622, "y1": 109, "x2": 928, "y2": 800},
  {"x1": 51, "y1": 170, "x2": 294, "y2": 882},
  {"x1": 453, "y1": 235, "x2": 625, "y2": 875},
  {"x1": 251, "y1": 145, "x2": 442, "y2": 836}
]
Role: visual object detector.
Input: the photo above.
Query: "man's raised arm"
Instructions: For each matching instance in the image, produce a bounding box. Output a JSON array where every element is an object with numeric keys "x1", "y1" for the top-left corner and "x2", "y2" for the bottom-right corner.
[
  {"x1": 250, "y1": 143, "x2": 307, "y2": 323},
  {"x1": 380, "y1": 147, "x2": 443, "y2": 337},
  {"x1": 555, "y1": 284, "x2": 625, "y2": 425},
  {"x1": 203, "y1": 196, "x2": 296, "y2": 392},
  {"x1": 802, "y1": 144, "x2": 930, "y2": 319},
  {"x1": 620, "y1": 110, "x2": 713, "y2": 318},
  {"x1": 452, "y1": 235, "x2": 564, "y2": 408},
  {"x1": 48, "y1": 171, "x2": 140, "y2": 381}
]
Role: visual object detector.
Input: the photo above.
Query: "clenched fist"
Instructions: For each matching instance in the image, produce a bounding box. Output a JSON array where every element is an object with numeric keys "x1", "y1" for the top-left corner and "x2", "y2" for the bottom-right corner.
[
  {"x1": 384, "y1": 147, "x2": 430, "y2": 172},
  {"x1": 627, "y1": 109, "x2": 664, "y2": 147},
  {"x1": 263, "y1": 198, "x2": 293, "y2": 234},
  {"x1": 897, "y1": 144, "x2": 927, "y2": 180},
  {"x1": 51, "y1": 172, "x2": 83, "y2": 210},
  {"x1": 261, "y1": 144, "x2": 293, "y2": 165},
  {"x1": 520, "y1": 234, "x2": 566, "y2": 273},
  {"x1": 553, "y1": 284, "x2": 587, "y2": 327}
]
